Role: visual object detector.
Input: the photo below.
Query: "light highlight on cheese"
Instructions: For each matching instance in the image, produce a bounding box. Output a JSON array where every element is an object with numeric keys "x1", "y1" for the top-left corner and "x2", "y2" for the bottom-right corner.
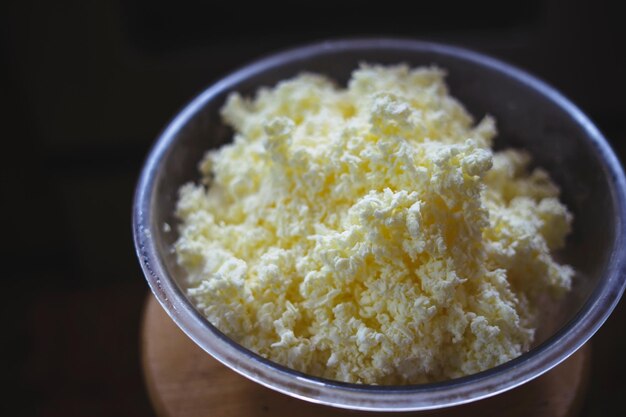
[{"x1": 175, "y1": 65, "x2": 573, "y2": 384}]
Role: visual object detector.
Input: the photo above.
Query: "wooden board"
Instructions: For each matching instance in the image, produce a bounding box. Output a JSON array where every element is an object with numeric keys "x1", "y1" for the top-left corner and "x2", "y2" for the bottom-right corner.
[{"x1": 141, "y1": 295, "x2": 590, "y2": 417}]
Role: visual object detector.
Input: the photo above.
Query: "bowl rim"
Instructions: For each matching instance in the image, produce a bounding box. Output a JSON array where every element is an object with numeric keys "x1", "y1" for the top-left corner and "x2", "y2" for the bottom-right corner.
[{"x1": 133, "y1": 37, "x2": 626, "y2": 411}]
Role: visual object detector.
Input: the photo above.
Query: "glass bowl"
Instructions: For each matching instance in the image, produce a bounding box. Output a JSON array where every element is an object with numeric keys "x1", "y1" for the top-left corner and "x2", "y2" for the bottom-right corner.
[{"x1": 133, "y1": 38, "x2": 626, "y2": 411}]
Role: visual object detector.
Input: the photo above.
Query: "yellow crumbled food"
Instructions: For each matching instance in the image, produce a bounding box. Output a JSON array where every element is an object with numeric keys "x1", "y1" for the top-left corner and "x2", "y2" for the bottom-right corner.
[{"x1": 175, "y1": 65, "x2": 573, "y2": 384}]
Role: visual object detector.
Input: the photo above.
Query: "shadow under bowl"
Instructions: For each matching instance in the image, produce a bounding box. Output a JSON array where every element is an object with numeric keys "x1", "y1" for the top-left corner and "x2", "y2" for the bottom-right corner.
[{"x1": 133, "y1": 38, "x2": 626, "y2": 411}]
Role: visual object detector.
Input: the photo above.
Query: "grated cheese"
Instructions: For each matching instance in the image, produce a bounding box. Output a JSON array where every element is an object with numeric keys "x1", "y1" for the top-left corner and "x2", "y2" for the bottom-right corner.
[{"x1": 175, "y1": 65, "x2": 573, "y2": 384}]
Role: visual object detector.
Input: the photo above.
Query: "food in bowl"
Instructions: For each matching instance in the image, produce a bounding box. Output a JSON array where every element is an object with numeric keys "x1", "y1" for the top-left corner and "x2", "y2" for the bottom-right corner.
[{"x1": 173, "y1": 64, "x2": 573, "y2": 384}]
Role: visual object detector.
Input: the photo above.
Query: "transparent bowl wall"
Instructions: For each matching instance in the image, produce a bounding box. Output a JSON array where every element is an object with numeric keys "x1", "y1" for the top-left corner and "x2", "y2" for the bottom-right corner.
[{"x1": 133, "y1": 39, "x2": 626, "y2": 411}]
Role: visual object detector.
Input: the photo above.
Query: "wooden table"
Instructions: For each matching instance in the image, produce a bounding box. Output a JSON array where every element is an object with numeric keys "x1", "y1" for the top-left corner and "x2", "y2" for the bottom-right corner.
[{"x1": 141, "y1": 295, "x2": 590, "y2": 417}]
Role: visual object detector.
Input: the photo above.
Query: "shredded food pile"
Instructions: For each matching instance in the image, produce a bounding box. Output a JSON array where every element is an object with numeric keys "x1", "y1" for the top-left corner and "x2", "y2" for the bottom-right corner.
[{"x1": 175, "y1": 65, "x2": 573, "y2": 384}]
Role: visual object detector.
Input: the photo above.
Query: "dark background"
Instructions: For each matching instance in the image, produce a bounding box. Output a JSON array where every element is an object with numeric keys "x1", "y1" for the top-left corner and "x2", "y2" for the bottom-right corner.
[{"x1": 2, "y1": 1, "x2": 625, "y2": 416}]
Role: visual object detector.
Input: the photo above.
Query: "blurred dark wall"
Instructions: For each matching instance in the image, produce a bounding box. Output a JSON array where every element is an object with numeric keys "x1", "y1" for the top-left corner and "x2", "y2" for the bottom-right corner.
[{"x1": 1, "y1": 1, "x2": 624, "y2": 416}]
